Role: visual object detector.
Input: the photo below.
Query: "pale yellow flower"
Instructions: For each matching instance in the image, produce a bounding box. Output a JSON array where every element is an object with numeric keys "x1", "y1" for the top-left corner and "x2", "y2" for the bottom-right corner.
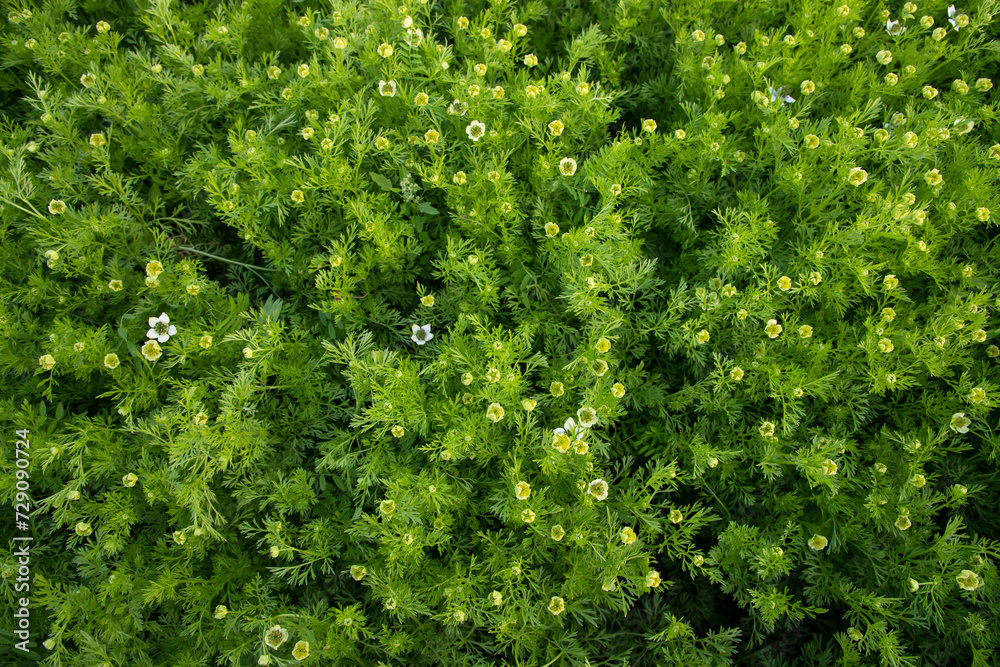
[
  {"x1": 956, "y1": 570, "x2": 980, "y2": 591},
  {"x1": 821, "y1": 459, "x2": 838, "y2": 475},
  {"x1": 521, "y1": 508, "x2": 536, "y2": 523},
  {"x1": 522, "y1": 399, "x2": 537, "y2": 411},
  {"x1": 550, "y1": 381, "x2": 564, "y2": 396},
  {"x1": 291, "y1": 189, "x2": 305, "y2": 203},
  {"x1": 848, "y1": 167, "x2": 868, "y2": 186},
  {"x1": 669, "y1": 509, "x2": 683, "y2": 523},
  {"x1": 350, "y1": 565, "x2": 366, "y2": 580},
  {"x1": 545, "y1": 222, "x2": 559, "y2": 237},
  {"x1": 292, "y1": 641, "x2": 310, "y2": 661},
  {"x1": 391, "y1": 425, "x2": 404, "y2": 438},
  {"x1": 379, "y1": 499, "x2": 395, "y2": 515},
  {"x1": 765, "y1": 319, "x2": 783, "y2": 338},
  {"x1": 141, "y1": 340, "x2": 162, "y2": 361},
  {"x1": 550, "y1": 524, "x2": 565, "y2": 540},
  {"x1": 487, "y1": 402, "x2": 505, "y2": 422},
  {"x1": 760, "y1": 421, "x2": 775, "y2": 437},
  {"x1": 548, "y1": 119, "x2": 565, "y2": 136},
  {"x1": 548, "y1": 596, "x2": 565, "y2": 615},
  {"x1": 424, "y1": 129, "x2": 440, "y2": 144},
  {"x1": 645, "y1": 570, "x2": 661, "y2": 587},
  {"x1": 808, "y1": 534, "x2": 828, "y2": 550},
  {"x1": 696, "y1": 330, "x2": 710, "y2": 344},
  {"x1": 515, "y1": 481, "x2": 531, "y2": 500},
  {"x1": 620, "y1": 527, "x2": 636, "y2": 545},
  {"x1": 122, "y1": 473, "x2": 138, "y2": 487},
  {"x1": 876, "y1": 49, "x2": 893, "y2": 65},
  {"x1": 800, "y1": 79, "x2": 815, "y2": 94},
  {"x1": 104, "y1": 353, "x2": 120, "y2": 369},
  {"x1": 895, "y1": 515, "x2": 911, "y2": 530},
  {"x1": 884, "y1": 274, "x2": 899, "y2": 289},
  {"x1": 778, "y1": 276, "x2": 792, "y2": 290},
  {"x1": 731, "y1": 367, "x2": 744, "y2": 381},
  {"x1": 559, "y1": 157, "x2": 577, "y2": 176},
  {"x1": 378, "y1": 43, "x2": 394, "y2": 58},
  {"x1": 75, "y1": 522, "x2": 92, "y2": 536}
]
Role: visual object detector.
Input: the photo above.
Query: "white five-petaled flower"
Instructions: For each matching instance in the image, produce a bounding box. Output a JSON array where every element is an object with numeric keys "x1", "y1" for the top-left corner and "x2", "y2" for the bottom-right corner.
[
  {"x1": 264, "y1": 625, "x2": 289, "y2": 649},
  {"x1": 466, "y1": 120, "x2": 486, "y2": 141},
  {"x1": 411, "y1": 324, "x2": 433, "y2": 345},
  {"x1": 378, "y1": 79, "x2": 397, "y2": 97},
  {"x1": 769, "y1": 87, "x2": 795, "y2": 105},
  {"x1": 587, "y1": 479, "x2": 609, "y2": 501},
  {"x1": 886, "y1": 18, "x2": 906, "y2": 35},
  {"x1": 950, "y1": 412, "x2": 971, "y2": 434},
  {"x1": 146, "y1": 312, "x2": 177, "y2": 342}
]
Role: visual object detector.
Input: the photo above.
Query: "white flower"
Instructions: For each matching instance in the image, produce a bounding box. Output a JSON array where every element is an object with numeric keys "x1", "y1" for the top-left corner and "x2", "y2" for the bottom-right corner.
[
  {"x1": 146, "y1": 312, "x2": 177, "y2": 343},
  {"x1": 950, "y1": 412, "x2": 971, "y2": 434},
  {"x1": 886, "y1": 18, "x2": 906, "y2": 35},
  {"x1": 948, "y1": 5, "x2": 960, "y2": 30},
  {"x1": 769, "y1": 87, "x2": 795, "y2": 105},
  {"x1": 264, "y1": 625, "x2": 289, "y2": 649},
  {"x1": 554, "y1": 417, "x2": 585, "y2": 442},
  {"x1": 587, "y1": 479, "x2": 608, "y2": 501},
  {"x1": 466, "y1": 120, "x2": 486, "y2": 141},
  {"x1": 411, "y1": 323, "x2": 433, "y2": 345},
  {"x1": 378, "y1": 79, "x2": 397, "y2": 97}
]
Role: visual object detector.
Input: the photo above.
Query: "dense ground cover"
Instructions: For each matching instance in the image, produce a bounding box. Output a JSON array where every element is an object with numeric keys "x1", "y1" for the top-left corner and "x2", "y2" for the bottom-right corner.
[{"x1": 2, "y1": 0, "x2": 999, "y2": 665}]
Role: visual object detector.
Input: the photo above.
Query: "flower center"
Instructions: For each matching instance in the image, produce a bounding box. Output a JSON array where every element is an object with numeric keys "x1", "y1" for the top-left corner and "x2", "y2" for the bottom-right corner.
[
  {"x1": 155, "y1": 322, "x2": 168, "y2": 334},
  {"x1": 415, "y1": 330, "x2": 426, "y2": 340}
]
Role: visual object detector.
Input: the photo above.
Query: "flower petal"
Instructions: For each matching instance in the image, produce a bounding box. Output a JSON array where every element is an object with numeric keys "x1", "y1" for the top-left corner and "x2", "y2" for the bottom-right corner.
[
  {"x1": 147, "y1": 328, "x2": 159, "y2": 339},
  {"x1": 158, "y1": 334, "x2": 169, "y2": 343},
  {"x1": 167, "y1": 325, "x2": 177, "y2": 335},
  {"x1": 412, "y1": 324, "x2": 420, "y2": 333},
  {"x1": 159, "y1": 312, "x2": 170, "y2": 324},
  {"x1": 149, "y1": 317, "x2": 159, "y2": 327}
]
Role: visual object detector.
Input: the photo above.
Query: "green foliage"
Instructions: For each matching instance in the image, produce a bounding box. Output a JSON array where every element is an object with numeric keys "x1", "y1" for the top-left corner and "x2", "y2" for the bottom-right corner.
[{"x1": 1, "y1": 0, "x2": 999, "y2": 665}]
